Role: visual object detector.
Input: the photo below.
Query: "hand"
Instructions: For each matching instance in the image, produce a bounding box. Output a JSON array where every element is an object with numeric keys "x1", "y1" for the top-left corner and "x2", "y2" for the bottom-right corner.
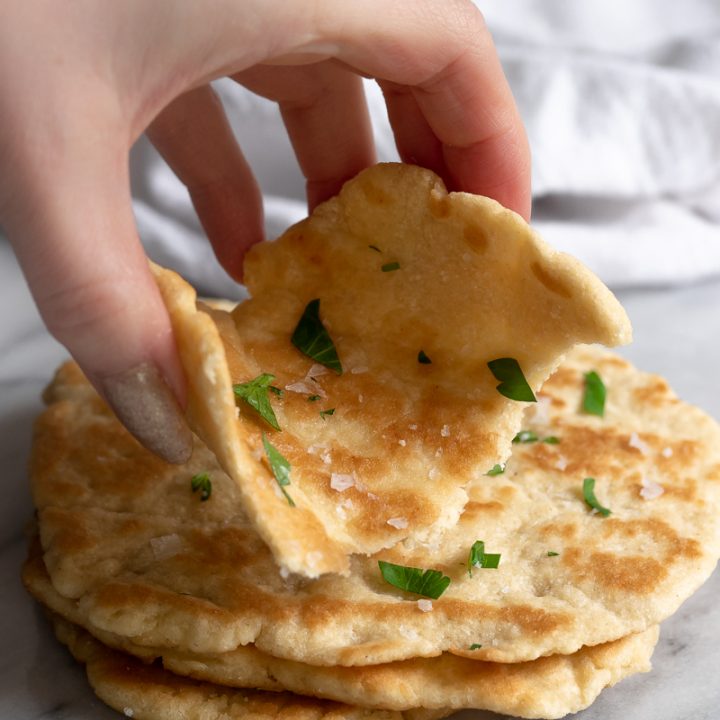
[{"x1": 0, "y1": 0, "x2": 530, "y2": 463}]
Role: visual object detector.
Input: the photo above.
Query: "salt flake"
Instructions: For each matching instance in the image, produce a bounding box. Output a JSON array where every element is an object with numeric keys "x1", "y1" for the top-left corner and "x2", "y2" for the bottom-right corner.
[
  {"x1": 387, "y1": 517, "x2": 408, "y2": 529},
  {"x1": 330, "y1": 473, "x2": 355, "y2": 492},
  {"x1": 417, "y1": 599, "x2": 433, "y2": 612},
  {"x1": 628, "y1": 432, "x2": 650, "y2": 455}
]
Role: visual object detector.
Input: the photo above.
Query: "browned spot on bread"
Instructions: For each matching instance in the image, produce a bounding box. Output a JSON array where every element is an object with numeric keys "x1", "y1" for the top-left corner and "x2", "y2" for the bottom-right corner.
[
  {"x1": 632, "y1": 378, "x2": 673, "y2": 406},
  {"x1": 531, "y1": 262, "x2": 572, "y2": 299},
  {"x1": 360, "y1": 181, "x2": 389, "y2": 205},
  {"x1": 428, "y1": 190, "x2": 451, "y2": 219},
  {"x1": 463, "y1": 223, "x2": 488, "y2": 253}
]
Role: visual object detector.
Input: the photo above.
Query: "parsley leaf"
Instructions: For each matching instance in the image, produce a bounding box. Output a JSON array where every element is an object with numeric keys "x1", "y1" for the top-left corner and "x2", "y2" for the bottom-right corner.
[
  {"x1": 582, "y1": 370, "x2": 606, "y2": 417},
  {"x1": 190, "y1": 473, "x2": 212, "y2": 501},
  {"x1": 469, "y1": 643, "x2": 483, "y2": 651},
  {"x1": 417, "y1": 350, "x2": 432, "y2": 365},
  {"x1": 381, "y1": 261, "x2": 400, "y2": 272},
  {"x1": 269, "y1": 385, "x2": 284, "y2": 397},
  {"x1": 467, "y1": 540, "x2": 501, "y2": 576},
  {"x1": 320, "y1": 408, "x2": 335, "y2": 419},
  {"x1": 291, "y1": 299, "x2": 343, "y2": 375},
  {"x1": 378, "y1": 560, "x2": 450, "y2": 599},
  {"x1": 543, "y1": 436, "x2": 560, "y2": 444},
  {"x1": 307, "y1": 394, "x2": 321, "y2": 402},
  {"x1": 486, "y1": 463, "x2": 505, "y2": 476},
  {"x1": 233, "y1": 373, "x2": 281, "y2": 431},
  {"x1": 262, "y1": 434, "x2": 295, "y2": 507},
  {"x1": 513, "y1": 430, "x2": 538, "y2": 444},
  {"x1": 487, "y1": 358, "x2": 536, "y2": 402},
  {"x1": 547, "y1": 551, "x2": 559, "y2": 557},
  {"x1": 582, "y1": 477, "x2": 611, "y2": 517}
]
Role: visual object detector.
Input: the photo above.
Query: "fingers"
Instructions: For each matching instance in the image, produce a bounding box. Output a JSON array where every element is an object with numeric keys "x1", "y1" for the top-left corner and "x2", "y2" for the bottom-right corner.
[
  {"x1": 4, "y1": 137, "x2": 193, "y2": 464},
  {"x1": 235, "y1": 62, "x2": 375, "y2": 210},
  {"x1": 147, "y1": 85, "x2": 264, "y2": 281},
  {"x1": 307, "y1": 0, "x2": 532, "y2": 219}
]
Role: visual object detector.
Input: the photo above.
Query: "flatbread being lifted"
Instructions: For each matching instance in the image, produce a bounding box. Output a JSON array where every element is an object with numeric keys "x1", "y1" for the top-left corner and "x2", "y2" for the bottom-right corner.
[{"x1": 153, "y1": 163, "x2": 631, "y2": 576}]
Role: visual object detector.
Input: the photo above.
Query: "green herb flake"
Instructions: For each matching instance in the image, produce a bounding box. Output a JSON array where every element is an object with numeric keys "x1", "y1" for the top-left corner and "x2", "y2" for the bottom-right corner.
[
  {"x1": 469, "y1": 643, "x2": 483, "y2": 651},
  {"x1": 512, "y1": 430, "x2": 538, "y2": 444},
  {"x1": 368, "y1": 244, "x2": 382, "y2": 253},
  {"x1": 547, "y1": 551, "x2": 560, "y2": 557},
  {"x1": 307, "y1": 394, "x2": 321, "y2": 402},
  {"x1": 320, "y1": 408, "x2": 335, "y2": 419},
  {"x1": 378, "y1": 560, "x2": 451, "y2": 599},
  {"x1": 582, "y1": 370, "x2": 606, "y2": 417},
  {"x1": 262, "y1": 434, "x2": 295, "y2": 507},
  {"x1": 467, "y1": 540, "x2": 501, "y2": 577},
  {"x1": 233, "y1": 373, "x2": 281, "y2": 431},
  {"x1": 269, "y1": 386, "x2": 284, "y2": 397},
  {"x1": 582, "y1": 477, "x2": 611, "y2": 517},
  {"x1": 543, "y1": 436, "x2": 560, "y2": 444},
  {"x1": 291, "y1": 299, "x2": 343, "y2": 375},
  {"x1": 417, "y1": 350, "x2": 432, "y2": 365},
  {"x1": 190, "y1": 473, "x2": 212, "y2": 502},
  {"x1": 381, "y1": 261, "x2": 401, "y2": 273},
  {"x1": 487, "y1": 358, "x2": 536, "y2": 402},
  {"x1": 486, "y1": 464, "x2": 505, "y2": 476}
]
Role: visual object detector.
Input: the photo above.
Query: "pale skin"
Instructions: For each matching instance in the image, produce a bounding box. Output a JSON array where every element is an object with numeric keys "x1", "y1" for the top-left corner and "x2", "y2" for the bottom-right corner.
[{"x1": 0, "y1": 0, "x2": 531, "y2": 463}]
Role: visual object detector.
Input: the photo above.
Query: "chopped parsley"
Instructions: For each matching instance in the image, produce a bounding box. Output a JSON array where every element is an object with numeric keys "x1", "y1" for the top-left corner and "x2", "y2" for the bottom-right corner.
[
  {"x1": 582, "y1": 477, "x2": 611, "y2": 517},
  {"x1": 190, "y1": 473, "x2": 212, "y2": 501},
  {"x1": 469, "y1": 643, "x2": 483, "y2": 651},
  {"x1": 320, "y1": 408, "x2": 335, "y2": 419},
  {"x1": 487, "y1": 358, "x2": 536, "y2": 402},
  {"x1": 233, "y1": 373, "x2": 281, "y2": 431},
  {"x1": 381, "y1": 261, "x2": 400, "y2": 272},
  {"x1": 512, "y1": 430, "x2": 561, "y2": 445},
  {"x1": 547, "y1": 551, "x2": 559, "y2": 557},
  {"x1": 467, "y1": 540, "x2": 501, "y2": 576},
  {"x1": 582, "y1": 370, "x2": 606, "y2": 417},
  {"x1": 378, "y1": 560, "x2": 450, "y2": 599},
  {"x1": 262, "y1": 434, "x2": 295, "y2": 507},
  {"x1": 368, "y1": 244, "x2": 382, "y2": 253},
  {"x1": 486, "y1": 463, "x2": 505, "y2": 476},
  {"x1": 291, "y1": 299, "x2": 343, "y2": 375},
  {"x1": 307, "y1": 394, "x2": 321, "y2": 402},
  {"x1": 268, "y1": 385, "x2": 284, "y2": 397},
  {"x1": 417, "y1": 350, "x2": 432, "y2": 365}
]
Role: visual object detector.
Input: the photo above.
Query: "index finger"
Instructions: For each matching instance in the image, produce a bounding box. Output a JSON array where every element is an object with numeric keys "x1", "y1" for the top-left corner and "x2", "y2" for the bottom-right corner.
[{"x1": 318, "y1": 0, "x2": 531, "y2": 219}]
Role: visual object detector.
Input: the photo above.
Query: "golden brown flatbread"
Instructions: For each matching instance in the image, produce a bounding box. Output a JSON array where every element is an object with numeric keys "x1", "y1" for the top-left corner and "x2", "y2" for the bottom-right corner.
[
  {"x1": 30, "y1": 346, "x2": 719, "y2": 668},
  {"x1": 153, "y1": 163, "x2": 631, "y2": 576},
  {"x1": 27, "y1": 546, "x2": 657, "y2": 719}
]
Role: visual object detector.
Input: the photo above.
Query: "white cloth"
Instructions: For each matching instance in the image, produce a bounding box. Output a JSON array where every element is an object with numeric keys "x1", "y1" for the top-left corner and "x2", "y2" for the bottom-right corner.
[{"x1": 133, "y1": 0, "x2": 720, "y2": 297}]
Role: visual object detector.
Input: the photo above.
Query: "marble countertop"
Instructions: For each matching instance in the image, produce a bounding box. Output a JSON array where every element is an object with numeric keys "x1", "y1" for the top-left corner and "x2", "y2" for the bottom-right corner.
[{"x1": 1, "y1": 239, "x2": 719, "y2": 720}]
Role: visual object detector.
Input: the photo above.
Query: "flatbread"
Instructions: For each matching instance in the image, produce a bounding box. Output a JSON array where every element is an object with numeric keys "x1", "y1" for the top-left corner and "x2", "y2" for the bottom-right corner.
[
  {"x1": 26, "y1": 546, "x2": 658, "y2": 719},
  {"x1": 152, "y1": 163, "x2": 631, "y2": 576},
  {"x1": 30, "y1": 346, "x2": 720, "y2": 667},
  {"x1": 49, "y1": 614, "x2": 446, "y2": 720}
]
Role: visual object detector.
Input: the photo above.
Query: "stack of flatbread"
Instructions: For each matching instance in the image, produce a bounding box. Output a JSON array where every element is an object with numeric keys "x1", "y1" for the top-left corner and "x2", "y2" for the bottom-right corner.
[{"x1": 23, "y1": 165, "x2": 720, "y2": 720}]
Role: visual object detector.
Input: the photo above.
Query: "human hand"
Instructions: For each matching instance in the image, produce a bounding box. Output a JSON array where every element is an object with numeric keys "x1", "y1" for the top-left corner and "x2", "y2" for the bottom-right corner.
[{"x1": 0, "y1": 0, "x2": 530, "y2": 463}]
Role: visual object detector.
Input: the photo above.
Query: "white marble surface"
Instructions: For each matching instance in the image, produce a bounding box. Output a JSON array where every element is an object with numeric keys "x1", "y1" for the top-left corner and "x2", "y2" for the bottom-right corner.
[{"x1": 1, "y1": 239, "x2": 719, "y2": 720}]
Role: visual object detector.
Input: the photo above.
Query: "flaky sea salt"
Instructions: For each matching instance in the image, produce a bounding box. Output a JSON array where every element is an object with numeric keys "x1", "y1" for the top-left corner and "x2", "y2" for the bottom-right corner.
[
  {"x1": 123, "y1": 709, "x2": 135, "y2": 718},
  {"x1": 286, "y1": 380, "x2": 325, "y2": 397},
  {"x1": 640, "y1": 475, "x2": 665, "y2": 500},
  {"x1": 279, "y1": 566, "x2": 291, "y2": 580},
  {"x1": 408, "y1": 424, "x2": 418, "y2": 431},
  {"x1": 398, "y1": 439, "x2": 406, "y2": 447},
  {"x1": 150, "y1": 534, "x2": 183, "y2": 561},
  {"x1": 351, "y1": 366, "x2": 369, "y2": 375},
  {"x1": 554, "y1": 455, "x2": 568, "y2": 471},
  {"x1": 441, "y1": 424, "x2": 451, "y2": 437},
  {"x1": 330, "y1": 473, "x2": 355, "y2": 492},
  {"x1": 531, "y1": 394, "x2": 553, "y2": 425},
  {"x1": 417, "y1": 599, "x2": 433, "y2": 612},
  {"x1": 321, "y1": 450, "x2": 332, "y2": 465},
  {"x1": 428, "y1": 467, "x2": 439, "y2": 480},
  {"x1": 628, "y1": 432, "x2": 650, "y2": 455},
  {"x1": 387, "y1": 517, "x2": 408, "y2": 529},
  {"x1": 662, "y1": 447, "x2": 674, "y2": 458},
  {"x1": 306, "y1": 551, "x2": 324, "y2": 569},
  {"x1": 307, "y1": 364, "x2": 329, "y2": 379}
]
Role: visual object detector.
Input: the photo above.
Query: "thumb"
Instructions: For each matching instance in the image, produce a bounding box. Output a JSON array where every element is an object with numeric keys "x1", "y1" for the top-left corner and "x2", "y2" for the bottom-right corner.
[{"x1": 3, "y1": 140, "x2": 193, "y2": 464}]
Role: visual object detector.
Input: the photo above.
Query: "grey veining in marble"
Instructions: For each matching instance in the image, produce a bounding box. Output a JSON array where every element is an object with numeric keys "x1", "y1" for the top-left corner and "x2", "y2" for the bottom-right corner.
[{"x1": 1, "y1": 238, "x2": 719, "y2": 719}]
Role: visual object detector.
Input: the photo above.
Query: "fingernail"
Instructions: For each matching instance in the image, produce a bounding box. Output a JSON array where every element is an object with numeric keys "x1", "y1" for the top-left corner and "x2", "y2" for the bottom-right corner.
[{"x1": 98, "y1": 363, "x2": 194, "y2": 464}]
